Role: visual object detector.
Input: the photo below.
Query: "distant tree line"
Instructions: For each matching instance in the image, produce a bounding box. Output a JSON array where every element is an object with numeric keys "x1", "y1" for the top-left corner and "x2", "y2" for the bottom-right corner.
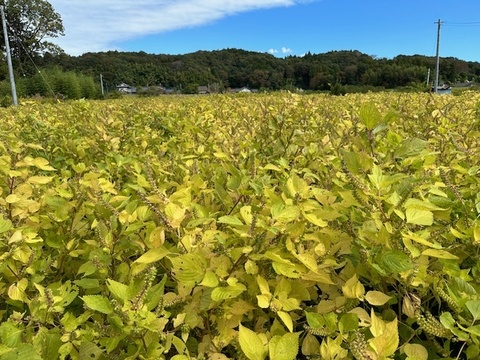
[
  {"x1": 42, "y1": 49, "x2": 480, "y2": 92},
  {"x1": 1, "y1": 48, "x2": 480, "y2": 99}
]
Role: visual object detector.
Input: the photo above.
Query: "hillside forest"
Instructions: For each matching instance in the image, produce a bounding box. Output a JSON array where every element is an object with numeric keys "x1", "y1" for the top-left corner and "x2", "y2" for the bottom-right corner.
[{"x1": 2, "y1": 48, "x2": 480, "y2": 98}]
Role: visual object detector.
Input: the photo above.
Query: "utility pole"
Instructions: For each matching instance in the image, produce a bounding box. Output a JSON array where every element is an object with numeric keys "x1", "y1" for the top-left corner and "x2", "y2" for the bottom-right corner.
[
  {"x1": 434, "y1": 19, "x2": 444, "y2": 93},
  {"x1": 100, "y1": 74, "x2": 105, "y2": 97},
  {"x1": 1, "y1": 5, "x2": 18, "y2": 106},
  {"x1": 426, "y1": 68, "x2": 430, "y2": 87}
]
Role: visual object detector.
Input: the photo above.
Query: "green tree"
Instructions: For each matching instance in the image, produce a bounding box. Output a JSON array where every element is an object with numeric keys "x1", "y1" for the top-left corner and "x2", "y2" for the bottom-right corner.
[{"x1": 0, "y1": 0, "x2": 64, "y2": 73}]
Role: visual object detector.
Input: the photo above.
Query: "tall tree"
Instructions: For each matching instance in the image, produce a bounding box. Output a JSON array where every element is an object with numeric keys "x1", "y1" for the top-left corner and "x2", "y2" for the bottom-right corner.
[{"x1": 0, "y1": 0, "x2": 64, "y2": 72}]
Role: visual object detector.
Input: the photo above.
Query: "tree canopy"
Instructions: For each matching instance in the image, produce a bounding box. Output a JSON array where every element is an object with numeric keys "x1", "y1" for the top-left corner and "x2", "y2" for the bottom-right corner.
[{"x1": 0, "y1": 0, "x2": 64, "y2": 71}]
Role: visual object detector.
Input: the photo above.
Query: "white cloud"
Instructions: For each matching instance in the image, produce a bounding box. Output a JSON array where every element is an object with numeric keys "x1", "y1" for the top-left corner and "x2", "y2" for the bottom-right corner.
[
  {"x1": 268, "y1": 47, "x2": 293, "y2": 56},
  {"x1": 48, "y1": 0, "x2": 311, "y2": 55}
]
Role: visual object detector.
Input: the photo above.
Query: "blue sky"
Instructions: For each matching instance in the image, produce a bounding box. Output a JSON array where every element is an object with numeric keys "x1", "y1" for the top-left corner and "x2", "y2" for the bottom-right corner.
[{"x1": 49, "y1": 0, "x2": 480, "y2": 61}]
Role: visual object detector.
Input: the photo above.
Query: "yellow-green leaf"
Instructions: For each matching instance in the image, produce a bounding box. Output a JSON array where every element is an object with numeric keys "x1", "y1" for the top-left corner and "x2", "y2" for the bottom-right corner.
[
  {"x1": 0, "y1": 216, "x2": 12, "y2": 234},
  {"x1": 238, "y1": 324, "x2": 267, "y2": 360},
  {"x1": 218, "y1": 215, "x2": 244, "y2": 226},
  {"x1": 165, "y1": 203, "x2": 186, "y2": 228},
  {"x1": 240, "y1": 206, "x2": 253, "y2": 225},
  {"x1": 406, "y1": 208, "x2": 433, "y2": 226},
  {"x1": 32, "y1": 157, "x2": 55, "y2": 171},
  {"x1": 403, "y1": 343, "x2": 428, "y2": 360},
  {"x1": 82, "y1": 295, "x2": 113, "y2": 314},
  {"x1": 365, "y1": 291, "x2": 392, "y2": 306},
  {"x1": 421, "y1": 249, "x2": 458, "y2": 260},
  {"x1": 277, "y1": 311, "x2": 294, "y2": 332},
  {"x1": 133, "y1": 246, "x2": 170, "y2": 265},
  {"x1": 269, "y1": 333, "x2": 299, "y2": 360},
  {"x1": 28, "y1": 176, "x2": 54, "y2": 185},
  {"x1": 302, "y1": 211, "x2": 328, "y2": 227},
  {"x1": 342, "y1": 274, "x2": 365, "y2": 299},
  {"x1": 200, "y1": 271, "x2": 219, "y2": 287},
  {"x1": 369, "y1": 311, "x2": 399, "y2": 358}
]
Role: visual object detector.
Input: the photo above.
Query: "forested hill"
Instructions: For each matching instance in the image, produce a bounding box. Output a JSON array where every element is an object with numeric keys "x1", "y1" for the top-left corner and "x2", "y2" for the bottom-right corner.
[{"x1": 40, "y1": 48, "x2": 480, "y2": 92}]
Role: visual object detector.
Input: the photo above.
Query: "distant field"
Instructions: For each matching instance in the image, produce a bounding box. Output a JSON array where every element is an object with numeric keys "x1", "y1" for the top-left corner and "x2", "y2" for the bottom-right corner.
[{"x1": 0, "y1": 93, "x2": 480, "y2": 359}]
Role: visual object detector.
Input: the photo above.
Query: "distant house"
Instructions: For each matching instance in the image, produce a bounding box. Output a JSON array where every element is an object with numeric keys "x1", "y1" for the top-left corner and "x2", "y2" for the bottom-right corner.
[
  {"x1": 198, "y1": 86, "x2": 210, "y2": 94},
  {"x1": 228, "y1": 87, "x2": 258, "y2": 94},
  {"x1": 431, "y1": 84, "x2": 451, "y2": 95},
  {"x1": 116, "y1": 83, "x2": 137, "y2": 94},
  {"x1": 452, "y1": 81, "x2": 475, "y2": 88},
  {"x1": 237, "y1": 87, "x2": 252, "y2": 93}
]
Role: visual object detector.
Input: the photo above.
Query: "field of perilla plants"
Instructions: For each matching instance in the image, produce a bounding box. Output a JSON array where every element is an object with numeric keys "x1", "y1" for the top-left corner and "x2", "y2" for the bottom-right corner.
[{"x1": 0, "y1": 92, "x2": 480, "y2": 359}]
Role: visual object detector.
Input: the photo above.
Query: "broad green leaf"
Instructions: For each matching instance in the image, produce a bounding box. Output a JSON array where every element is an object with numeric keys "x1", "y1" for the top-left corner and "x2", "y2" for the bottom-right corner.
[
  {"x1": 82, "y1": 295, "x2": 113, "y2": 314},
  {"x1": 0, "y1": 344, "x2": 42, "y2": 360},
  {"x1": 403, "y1": 343, "x2": 428, "y2": 360},
  {"x1": 273, "y1": 205, "x2": 300, "y2": 223},
  {"x1": 302, "y1": 333, "x2": 320, "y2": 356},
  {"x1": 439, "y1": 312, "x2": 468, "y2": 340},
  {"x1": 211, "y1": 281, "x2": 246, "y2": 301},
  {"x1": 405, "y1": 198, "x2": 446, "y2": 211},
  {"x1": 339, "y1": 313, "x2": 359, "y2": 332},
  {"x1": 342, "y1": 150, "x2": 373, "y2": 173},
  {"x1": 269, "y1": 333, "x2": 299, "y2": 360},
  {"x1": 33, "y1": 327, "x2": 62, "y2": 360},
  {"x1": 200, "y1": 271, "x2": 219, "y2": 287},
  {"x1": 106, "y1": 279, "x2": 129, "y2": 302},
  {"x1": 305, "y1": 312, "x2": 325, "y2": 329},
  {"x1": 365, "y1": 291, "x2": 392, "y2": 306},
  {"x1": 467, "y1": 345, "x2": 480, "y2": 359},
  {"x1": 394, "y1": 138, "x2": 428, "y2": 159},
  {"x1": 238, "y1": 324, "x2": 267, "y2": 360},
  {"x1": 467, "y1": 300, "x2": 480, "y2": 321},
  {"x1": 0, "y1": 322, "x2": 23, "y2": 347},
  {"x1": 368, "y1": 165, "x2": 385, "y2": 190},
  {"x1": 360, "y1": 102, "x2": 383, "y2": 130},
  {"x1": 218, "y1": 215, "x2": 244, "y2": 226},
  {"x1": 466, "y1": 325, "x2": 480, "y2": 337},
  {"x1": 406, "y1": 208, "x2": 433, "y2": 226},
  {"x1": 272, "y1": 262, "x2": 303, "y2": 278},
  {"x1": 79, "y1": 342, "x2": 103, "y2": 360},
  {"x1": 0, "y1": 217, "x2": 12, "y2": 234},
  {"x1": 133, "y1": 246, "x2": 169, "y2": 265},
  {"x1": 380, "y1": 250, "x2": 413, "y2": 274},
  {"x1": 171, "y1": 356, "x2": 190, "y2": 360},
  {"x1": 170, "y1": 253, "x2": 207, "y2": 287}
]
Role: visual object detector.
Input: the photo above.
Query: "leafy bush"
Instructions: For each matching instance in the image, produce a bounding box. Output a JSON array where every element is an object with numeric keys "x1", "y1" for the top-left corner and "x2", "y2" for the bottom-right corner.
[
  {"x1": 0, "y1": 68, "x2": 101, "y2": 100},
  {"x1": 0, "y1": 93, "x2": 480, "y2": 359}
]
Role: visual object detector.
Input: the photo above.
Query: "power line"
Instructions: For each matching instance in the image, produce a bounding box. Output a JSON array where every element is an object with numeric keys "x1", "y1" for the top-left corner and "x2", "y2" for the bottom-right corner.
[
  {"x1": 433, "y1": 19, "x2": 443, "y2": 93},
  {"x1": 445, "y1": 21, "x2": 480, "y2": 25},
  {"x1": 4, "y1": 18, "x2": 56, "y2": 98}
]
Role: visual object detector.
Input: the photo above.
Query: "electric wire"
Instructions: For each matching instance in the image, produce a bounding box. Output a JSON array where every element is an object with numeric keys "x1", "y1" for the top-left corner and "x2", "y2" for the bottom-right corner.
[{"x1": 4, "y1": 19, "x2": 57, "y2": 98}]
